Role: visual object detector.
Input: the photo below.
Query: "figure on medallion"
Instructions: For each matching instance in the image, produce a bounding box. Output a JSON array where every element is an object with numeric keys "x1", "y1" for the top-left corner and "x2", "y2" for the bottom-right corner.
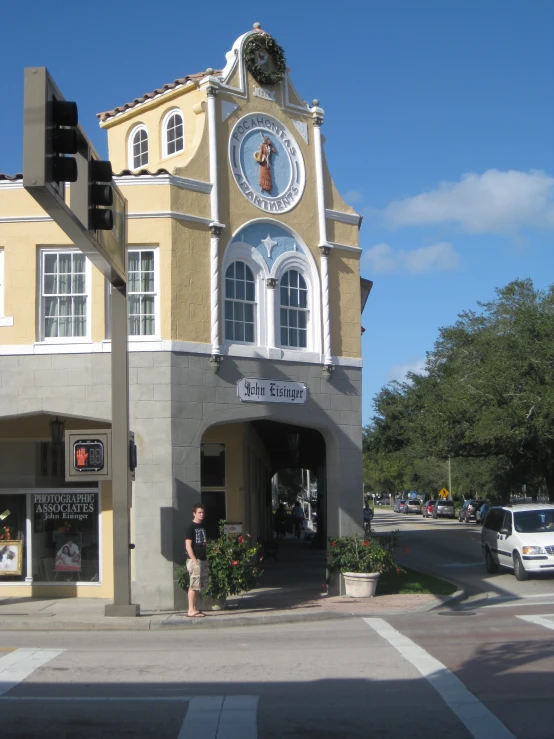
[{"x1": 254, "y1": 135, "x2": 277, "y2": 193}]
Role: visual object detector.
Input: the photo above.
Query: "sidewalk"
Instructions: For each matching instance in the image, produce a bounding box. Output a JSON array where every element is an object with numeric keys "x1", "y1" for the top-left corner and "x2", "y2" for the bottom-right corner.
[{"x1": 0, "y1": 537, "x2": 463, "y2": 631}]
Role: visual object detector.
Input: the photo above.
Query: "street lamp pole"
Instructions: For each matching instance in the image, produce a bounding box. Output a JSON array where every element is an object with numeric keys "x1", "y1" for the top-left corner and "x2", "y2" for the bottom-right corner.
[{"x1": 448, "y1": 457, "x2": 452, "y2": 500}]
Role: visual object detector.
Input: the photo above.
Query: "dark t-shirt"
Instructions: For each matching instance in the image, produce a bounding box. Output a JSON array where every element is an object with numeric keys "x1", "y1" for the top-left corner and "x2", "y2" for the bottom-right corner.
[{"x1": 185, "y1": 522, "x2": 207, "y2": 560}]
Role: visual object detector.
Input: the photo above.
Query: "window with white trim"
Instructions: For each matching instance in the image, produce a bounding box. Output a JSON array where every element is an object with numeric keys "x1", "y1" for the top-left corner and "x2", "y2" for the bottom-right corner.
[
  {"x1": 0, "y1": 249, "x2": 4, "y2": 317},
  {"x1": 280, "y1": 269, "x2": 308, "y2": 348},
  {"x1": 128, "y1": 249, "x2": 158, "y2": 337},
  {"x1": 224, "y1": 261, "x2": 256, "y2": 343},
  {"x1": 164, "y1": 110, "x2": 184, "y2": 157},
  {"x1": 130, "y1": 126, "x2": 148, "y2": 169},
  {"x1": 41, "y1": 251, "x2": 88, "y2": 340}
]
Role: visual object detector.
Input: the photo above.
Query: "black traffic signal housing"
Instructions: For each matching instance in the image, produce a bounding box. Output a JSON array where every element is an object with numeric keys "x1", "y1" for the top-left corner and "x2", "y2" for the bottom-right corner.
[
  {"x1": 89, "y1": 158, "x2": 114, "y2": 231},
  {"x1": 49, "y1": 99, "x2": 79, "y2": 185}
]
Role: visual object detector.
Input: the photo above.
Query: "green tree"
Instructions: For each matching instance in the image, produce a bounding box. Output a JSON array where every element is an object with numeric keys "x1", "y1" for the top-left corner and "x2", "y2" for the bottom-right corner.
[{"x1": 367, "y1": 280, "x2": 554, "y2": 501}]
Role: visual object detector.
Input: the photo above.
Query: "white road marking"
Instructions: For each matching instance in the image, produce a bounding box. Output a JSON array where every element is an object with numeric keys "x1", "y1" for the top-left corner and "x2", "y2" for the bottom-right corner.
[
  {"x1": 217, "y1": 696, "x2": 258, "y2": 739},
  {"x1": 0, "y1": 648, "x2": 64, "y2": 696},
  {"x1": 364, "y1": 618, "x2": 515, "y2": 739},
  {"x1": 480, "y1": 593, "x2": 554, "y2": 609},
  {"x1": 177, "y1": 695, "x2": 258, "y2": 739},
  {"x1": 517, "y1": 614, "x2": 554, "y2": 631},
  {"x1": 177, "y1": 696, "x2": 223, "y2": 738},
  {"x1": 0, "y1": 696, "x2": 191, "y2": 701}
]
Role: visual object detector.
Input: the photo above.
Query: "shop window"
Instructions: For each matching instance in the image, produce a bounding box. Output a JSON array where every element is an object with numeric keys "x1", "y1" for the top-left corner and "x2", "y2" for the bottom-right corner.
[
  {"x1": 201, "y1": 443, "x2": 225, "y2": 488},
  {"x1": 32, "y1": 491, "x2": 100, "y2": 583},
  {"x1": 0, "y1": 495, "x2": 27, "y2": 582}
]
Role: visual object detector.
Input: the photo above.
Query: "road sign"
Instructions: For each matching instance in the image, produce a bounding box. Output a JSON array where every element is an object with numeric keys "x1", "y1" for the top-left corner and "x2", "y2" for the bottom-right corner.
[{"x1": 439, "y1": 488, "x2": 450, "y2": 499}]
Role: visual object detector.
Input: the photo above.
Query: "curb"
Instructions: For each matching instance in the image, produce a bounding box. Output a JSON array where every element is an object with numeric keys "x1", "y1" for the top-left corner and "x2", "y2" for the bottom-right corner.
[{"x1": 0, "y1": 594, "x2": 469, "y2": 631}]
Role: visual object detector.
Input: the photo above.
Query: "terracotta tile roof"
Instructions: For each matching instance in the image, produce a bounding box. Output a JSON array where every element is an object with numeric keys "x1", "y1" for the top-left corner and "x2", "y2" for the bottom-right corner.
[
  {"x1": 0, "y1": 173, "x2": 22, "y2": 181},
  {"x1": 97, "y1": 71, "x2": 222, "y2": 123},
  {"x1": 114, "y1": 169, "x2": 170, "y2": 177}
]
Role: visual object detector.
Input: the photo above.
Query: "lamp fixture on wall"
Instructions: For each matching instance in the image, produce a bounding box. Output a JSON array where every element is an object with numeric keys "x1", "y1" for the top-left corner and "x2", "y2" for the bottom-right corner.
[{"x1": 50, "y1": 416, "x2": 65, "y2": 447}]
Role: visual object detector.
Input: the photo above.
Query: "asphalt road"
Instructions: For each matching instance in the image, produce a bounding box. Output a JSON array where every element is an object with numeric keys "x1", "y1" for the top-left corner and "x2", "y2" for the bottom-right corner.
[
  {"x1": 1, "y1": 512, "x2": 554, "y2": 738},
  {"x1": 373, "y1": 507, "x2": 554, "y2": 605}
]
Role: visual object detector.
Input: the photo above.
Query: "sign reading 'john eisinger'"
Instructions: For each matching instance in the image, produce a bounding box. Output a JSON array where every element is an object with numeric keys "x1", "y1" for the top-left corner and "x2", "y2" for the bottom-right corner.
[
  {"x1": 229, "y1": 113, "x2": 306, "y2": 213},
  {"x1": 237, "y1": 378, "x2": 308, "y2": 404}
]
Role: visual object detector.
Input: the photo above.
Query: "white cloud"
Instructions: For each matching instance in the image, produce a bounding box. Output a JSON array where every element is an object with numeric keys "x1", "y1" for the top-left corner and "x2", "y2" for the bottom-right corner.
[
  {"x1": 343, "y1": 190, "x2": 364, "y2": 204},
  {"x1": 387, "y1": 358, "x2": 427, "y2": 383},
  {"x1": 363, "y1": 242, "x2": 460, "y2": 274},
  {"x1": 383, "y1": 169, "x2": 554, "y2": 233}
]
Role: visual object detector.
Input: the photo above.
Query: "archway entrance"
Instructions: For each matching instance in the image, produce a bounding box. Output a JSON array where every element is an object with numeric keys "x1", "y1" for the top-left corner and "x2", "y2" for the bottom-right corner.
[{"x1": 200, "y1": 419, "x2": 326, "y2": 546}]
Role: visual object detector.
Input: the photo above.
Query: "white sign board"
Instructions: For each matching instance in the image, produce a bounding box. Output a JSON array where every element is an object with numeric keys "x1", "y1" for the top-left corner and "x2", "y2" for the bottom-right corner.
[
  {"x1": 237, "y1": 378, "x2": 308, "y2": 404},
  {"x1": 224, "y1": 523, "x2": 243, "y2": 535}
]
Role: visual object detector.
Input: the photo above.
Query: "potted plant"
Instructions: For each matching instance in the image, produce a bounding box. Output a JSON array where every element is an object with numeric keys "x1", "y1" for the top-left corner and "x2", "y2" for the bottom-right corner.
[
  {"x1": 327, "y1": 532, "x2": 400, "y2": 598},
  {"x1": 175, "y1": 521, "x2": 263, "y2": 609}
]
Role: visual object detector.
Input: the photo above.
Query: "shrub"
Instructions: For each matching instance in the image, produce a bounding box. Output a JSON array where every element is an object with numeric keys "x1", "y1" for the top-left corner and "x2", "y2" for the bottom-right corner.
[
  {"x1": 327, "y1": 532, "x2": 400, "y2": 575},
  {"x1": 175, "y1": 521, "x2": 262, "y2": 600}
]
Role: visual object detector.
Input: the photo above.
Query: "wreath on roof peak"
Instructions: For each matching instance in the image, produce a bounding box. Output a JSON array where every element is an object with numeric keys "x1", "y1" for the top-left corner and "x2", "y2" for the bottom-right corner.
[{"x1": 244, "y1": 31, "x2": 286, "y2": 87}]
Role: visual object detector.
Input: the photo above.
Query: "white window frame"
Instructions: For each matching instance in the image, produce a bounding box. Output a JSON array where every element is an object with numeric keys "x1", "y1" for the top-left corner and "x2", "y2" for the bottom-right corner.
[
  {"x1": 38, "y1": 248, "x2": 92, "y2": 344},
  {"x1": 221, "y1": 244, "x2": 267, "y2": 350},
  {"x1": 127, "y1": 247, "x2": 160, "y2": 340},
  {"x1": 278, "y1": 268, "x2": 309, "y2": 350},
  {"x1": 161, "y1": 108, "x2": 185, "y2": 159},
  {"x1": 0, "y1": 248, "x2": 4, "y2": 316},
  {"x1": 128, "y1": 124, "x2": 149, "y2": 170},
  {"x1": 273, "y1": 252, "x2": 321, "y2": 354}
]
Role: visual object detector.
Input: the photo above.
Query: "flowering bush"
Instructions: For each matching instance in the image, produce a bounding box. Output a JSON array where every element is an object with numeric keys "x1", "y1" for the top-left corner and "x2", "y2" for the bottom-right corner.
[
  {"x1": 327, "y1": 532, "x2": 400, "y2": 575},
  {"x1": 175, "y1": 521, "x2": 262, "y2": 600}
]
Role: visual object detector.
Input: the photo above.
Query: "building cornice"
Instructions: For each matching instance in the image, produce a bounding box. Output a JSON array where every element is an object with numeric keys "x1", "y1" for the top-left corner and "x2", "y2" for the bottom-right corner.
[{"x1": 0, "y1": 340, "x2": 362, "y2": 367}]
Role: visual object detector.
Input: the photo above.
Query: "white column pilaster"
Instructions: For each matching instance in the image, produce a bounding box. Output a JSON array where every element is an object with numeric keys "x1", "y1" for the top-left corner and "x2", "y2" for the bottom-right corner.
[
  {"x1": 312, "y1": 103, "x2": 327, "y2": 248},
  {"x1": 210, "y1": 223, "x2": 224, "y2": 357},
  {"x1": 204, "y1": 76, "x2": 224, "y2": 369},
  {"x1": 312, "y1": 102, "x2": 333, "y2": 376},
  {"x1": 319, "y1": 245, "x2": 332, "y2": 370},
  {"x1": 266, "y1": 278, "x2": 278, "y2": 349},
  {"x1": 206, "y1": 80, "x2": 220, "y2": 224}
]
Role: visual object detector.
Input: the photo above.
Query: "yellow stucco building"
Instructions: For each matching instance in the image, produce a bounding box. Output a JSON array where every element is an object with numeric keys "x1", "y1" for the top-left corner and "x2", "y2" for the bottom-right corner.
[{"x1": 0, "y1": 25, "x2": 370, "y2": 607}]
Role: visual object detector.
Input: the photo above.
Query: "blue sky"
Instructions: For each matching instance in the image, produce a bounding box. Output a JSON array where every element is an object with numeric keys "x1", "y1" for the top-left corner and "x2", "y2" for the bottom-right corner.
[{"x1": 2, "y1": 1, "x2": 553, "y2": 425}]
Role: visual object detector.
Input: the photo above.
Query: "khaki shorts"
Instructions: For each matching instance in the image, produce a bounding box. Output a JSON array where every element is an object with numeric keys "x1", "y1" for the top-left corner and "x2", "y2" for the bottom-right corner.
[{"x1": 186, "y1": 559, "x2": 209, "y2": 591}]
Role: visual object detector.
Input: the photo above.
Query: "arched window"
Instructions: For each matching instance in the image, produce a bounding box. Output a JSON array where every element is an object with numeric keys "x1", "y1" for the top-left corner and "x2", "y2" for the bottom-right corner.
[
  {"x1": 225, "y1": 261, "x2": 256, "y2": 343},
  {"x1": 164, "y1": 110, "x2": 184, "y2": 157},
  {"x1": 280, "y1": 269, "x2": 308, "y2": 348},
  {"x1": 130, "y1": 126, "x2": 148, "y2": 169}
]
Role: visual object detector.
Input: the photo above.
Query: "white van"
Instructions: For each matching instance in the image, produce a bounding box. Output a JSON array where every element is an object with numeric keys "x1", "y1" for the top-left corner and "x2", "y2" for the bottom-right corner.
[{"x1": 481, "y1": 504, "x2": 554, "y2": 581}]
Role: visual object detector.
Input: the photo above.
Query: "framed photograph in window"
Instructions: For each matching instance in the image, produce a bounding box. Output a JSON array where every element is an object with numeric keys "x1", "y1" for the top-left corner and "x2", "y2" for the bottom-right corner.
[{"x1": 0, "y1": 541, "x2": 23, "y2": 576}]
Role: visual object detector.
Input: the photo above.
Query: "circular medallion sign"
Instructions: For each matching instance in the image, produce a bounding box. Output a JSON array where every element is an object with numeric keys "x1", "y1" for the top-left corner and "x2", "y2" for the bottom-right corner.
[{"x1": 229, "y1": 113, "x2": 305, "y2": 213}]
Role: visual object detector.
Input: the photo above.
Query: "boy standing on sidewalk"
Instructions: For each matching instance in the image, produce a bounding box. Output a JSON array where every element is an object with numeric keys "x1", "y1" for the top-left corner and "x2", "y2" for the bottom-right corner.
[{"x1": 185, "y1": 504, "x2": 209, "y2": 618}]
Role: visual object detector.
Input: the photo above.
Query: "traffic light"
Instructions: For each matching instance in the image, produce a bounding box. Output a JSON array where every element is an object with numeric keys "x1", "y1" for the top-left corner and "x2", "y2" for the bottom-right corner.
[
  {"x1": 50, "y1": 99, "x2": 79, "y2": 184},
  {"x1": 89, "y1": 158, "x2": 114, "y2": 231},
  {"x1": 23, "y1": 67, "x2": 80, "y2": 197}
]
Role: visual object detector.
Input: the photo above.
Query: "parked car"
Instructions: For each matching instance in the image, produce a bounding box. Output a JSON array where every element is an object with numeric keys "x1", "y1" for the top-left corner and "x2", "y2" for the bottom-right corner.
[
  {"x1": 404, "y1": 499, "x2": 422, "y2": 514},
  {"x1": 423, "y1": 500, "x2": 436, "y2": 518},
  {"x1": 432, "y1": 499, "x2": 455, "y2": 519},
  {"x1": 459, "y1": 499, "x2": 487, "y2": 523},
  {"x1": 394, "y1": 499, "x2": 406, "y2": 513},
  {"x1": 481, "y1": 504, "x2": 554, "y2": 580},
  {"x1": 475, "y1": 503, "x2": 490, "y2": 525}
]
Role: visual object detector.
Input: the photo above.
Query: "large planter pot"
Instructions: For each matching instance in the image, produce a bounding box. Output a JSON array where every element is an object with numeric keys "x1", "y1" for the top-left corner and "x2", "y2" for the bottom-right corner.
[
  {"x1": 343, "y1": 572, "x2": 380, "y2": 598},
  {"x1": 198, "y1": 596, "x2": 227, "y2": 611}
]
